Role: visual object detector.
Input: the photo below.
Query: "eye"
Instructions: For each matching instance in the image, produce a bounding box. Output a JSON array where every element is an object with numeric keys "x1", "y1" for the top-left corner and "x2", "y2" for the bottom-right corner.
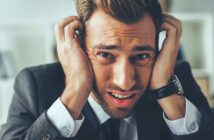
[
  {"x1": 96, "y1": 52, "x2": 115, "y2": 64},
  {"x1": 131, "y1": 53, "x2": 154, "y2": 66},
  {"x1": 98, "y1": 52, "x2": 113, "y2": 59},
  {"x1": 135, "y1": 54, "x2": 150, "y2": 60}
]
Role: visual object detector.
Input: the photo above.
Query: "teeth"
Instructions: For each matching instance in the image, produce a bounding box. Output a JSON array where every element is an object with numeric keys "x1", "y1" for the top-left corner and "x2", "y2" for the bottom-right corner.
[{"x1": 112, "y1": 93, "x2": 132, "y2": 99}]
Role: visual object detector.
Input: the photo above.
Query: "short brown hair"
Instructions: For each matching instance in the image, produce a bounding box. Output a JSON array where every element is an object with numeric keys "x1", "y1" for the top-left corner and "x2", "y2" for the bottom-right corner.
[
  {"x1": 76, "y1": 0, "x2": 163, "y2": 31},
  {"x1": 76, "y1": 0, "x2": 163, "y2": 54}
]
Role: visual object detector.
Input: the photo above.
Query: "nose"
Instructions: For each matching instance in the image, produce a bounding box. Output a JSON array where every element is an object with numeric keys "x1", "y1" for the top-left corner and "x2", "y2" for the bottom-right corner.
[{"x1": 113, "y1": 58, "x2": 136, "y2": 91}]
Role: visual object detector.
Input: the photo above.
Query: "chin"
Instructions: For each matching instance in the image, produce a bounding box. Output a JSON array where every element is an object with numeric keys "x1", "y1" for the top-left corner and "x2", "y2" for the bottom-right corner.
[
  {"x1": 107, "y1": 108, "x2": 134, "y2": 119},
  {"x1": 100, "y1": 100, "x2": 136, "y2": 119}
]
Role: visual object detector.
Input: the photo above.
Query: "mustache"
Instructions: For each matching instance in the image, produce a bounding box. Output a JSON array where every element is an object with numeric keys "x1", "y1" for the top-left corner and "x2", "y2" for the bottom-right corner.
[{"x1": 107, "y1": 84, "x2": 144, "y2": 92}]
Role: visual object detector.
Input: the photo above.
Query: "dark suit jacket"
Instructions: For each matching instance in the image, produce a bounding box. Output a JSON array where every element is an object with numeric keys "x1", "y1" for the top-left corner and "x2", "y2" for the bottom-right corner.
[{"x1": 0, "y1": 61, "x2": 214, "y2": 140}]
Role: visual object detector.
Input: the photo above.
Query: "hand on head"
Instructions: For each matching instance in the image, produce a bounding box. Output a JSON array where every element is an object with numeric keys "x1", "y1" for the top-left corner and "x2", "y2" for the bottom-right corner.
[{"x1": 55, "y1": 16, "x2": 94, "y2": 119}]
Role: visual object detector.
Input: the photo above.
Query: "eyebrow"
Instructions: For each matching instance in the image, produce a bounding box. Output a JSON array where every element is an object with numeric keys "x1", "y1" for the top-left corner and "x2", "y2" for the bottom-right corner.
[
  {"x1": 92, "y1": 44, "x2": 155, "y2": 52},
  {"x1": 132, "y1": 45, "x2": 155, "y2": 52},
  {"x1": 92, "y1": 44, "x2": 121, "y2": 50}
]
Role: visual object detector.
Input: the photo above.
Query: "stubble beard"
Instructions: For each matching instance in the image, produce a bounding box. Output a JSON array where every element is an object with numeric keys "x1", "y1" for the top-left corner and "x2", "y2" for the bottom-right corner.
[{"x1": 91, "y1": 87, "x2": 136, "y2": 119}]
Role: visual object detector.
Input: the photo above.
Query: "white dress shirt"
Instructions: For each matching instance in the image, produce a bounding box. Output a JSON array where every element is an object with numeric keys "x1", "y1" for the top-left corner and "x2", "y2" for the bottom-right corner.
[{"x1": 47, "y1": 96, "x2": 201, "y2": 139}]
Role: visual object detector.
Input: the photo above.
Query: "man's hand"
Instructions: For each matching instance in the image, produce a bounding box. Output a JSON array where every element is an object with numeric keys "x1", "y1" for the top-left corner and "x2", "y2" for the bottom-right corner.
[
  {"x1": 55, "y1": 16, "x2": 94, "y2": 119},
  {"x1": 150, "y1": 14, "x2": 185, "y2": 120}
]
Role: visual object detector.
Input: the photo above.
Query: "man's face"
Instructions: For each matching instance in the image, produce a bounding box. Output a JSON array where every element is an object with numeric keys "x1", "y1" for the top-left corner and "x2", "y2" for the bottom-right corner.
[{"x1": 85, "y1": 10, "x2": 156, "y2": 119}]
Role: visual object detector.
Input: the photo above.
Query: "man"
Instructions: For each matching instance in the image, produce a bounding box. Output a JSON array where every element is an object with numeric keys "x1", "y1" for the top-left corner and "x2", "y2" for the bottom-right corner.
[{"x1": 0, "y1": 0, "x2": 214, "y2": 139}]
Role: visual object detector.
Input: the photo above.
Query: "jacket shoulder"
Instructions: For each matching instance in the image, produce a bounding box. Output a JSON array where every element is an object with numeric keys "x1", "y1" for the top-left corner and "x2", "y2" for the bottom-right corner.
[
  {"x1": 25, "y1": 62, "x2": 63, "y2": 76},
  {"x1": 15, "y1": 62, "x2": 65, "y2": 111},
  {"x1": 19, "y1": 62, "x2": 64, "y2": 86}
]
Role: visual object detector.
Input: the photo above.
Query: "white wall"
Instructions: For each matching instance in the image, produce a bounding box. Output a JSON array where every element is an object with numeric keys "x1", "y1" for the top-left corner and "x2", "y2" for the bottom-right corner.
[
  {"x1": 0, "y1": 0, "x2": 76, "y2": 24},
  {"x1": 172, "y1": 0, "x2": 214, "y2": 12},
  {"x1": 0, "y1": 0, "x2": 77, "y2": 72},
  {"x1": 0, "y1": 0, "x2": 77, "y2": 126}
]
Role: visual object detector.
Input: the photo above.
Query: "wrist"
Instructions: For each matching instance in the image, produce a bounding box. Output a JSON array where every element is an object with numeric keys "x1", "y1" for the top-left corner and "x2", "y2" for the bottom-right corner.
[
  {"x1": 150, "y1": 75, "x2": 171, "y2": 90},
  {"x1": 60, "y1": 85, "x2": 90, "y2": 119},
  {"x1": 151, "y1": 74, "x2": 184, "y2": 100},
  {"x1": 150, "y1": 80, "x2": 169, "y2": 90},
  {"x1": 151, "y1": 74, "x2": 186, "y2": 120},
  {"x1": 65, "y1": 76, "x2": 93, "y2": 94},
  {"x1": 158, "y1": 95, "x2": 186, "y2": 120}
]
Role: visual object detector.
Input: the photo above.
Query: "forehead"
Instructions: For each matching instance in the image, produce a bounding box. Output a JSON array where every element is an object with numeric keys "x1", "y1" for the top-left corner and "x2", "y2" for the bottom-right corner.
[{"x1": 85, "y1": 10, "x2": 156, "y2": 48}]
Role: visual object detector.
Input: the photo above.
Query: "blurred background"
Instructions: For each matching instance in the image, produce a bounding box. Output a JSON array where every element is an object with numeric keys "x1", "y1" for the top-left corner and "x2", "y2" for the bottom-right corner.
[{"x1": 0, "y1": 0, "x2": 214, "y2": 126}]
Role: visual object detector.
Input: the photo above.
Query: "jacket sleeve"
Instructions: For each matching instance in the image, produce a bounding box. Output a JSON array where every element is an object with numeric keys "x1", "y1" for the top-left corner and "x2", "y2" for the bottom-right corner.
[
  {"x1": 172, "y1": 61, "x2": 214, "y2": 140},
  {"x1": 0, "y1": 68, "x2": 60, "y2": 140}
]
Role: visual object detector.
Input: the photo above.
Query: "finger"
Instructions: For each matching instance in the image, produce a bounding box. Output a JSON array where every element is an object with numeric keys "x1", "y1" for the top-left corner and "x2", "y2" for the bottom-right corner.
[
  {"x1": 161, "y1": 22, "x2": 177, "y2": 40},
  {"x1": 163, "y1": 14, "x2": 181, "y2": 26},
  {"x1": 55, "y1": 16, "x2": 78, "y2": 42},
  {"x1": 161, "y1": 22, "x2": 180, "y2": 54},
  {"x1": 162, "y1": 24, "x2": 181, "y2": 46},
  {"x1": 163, "y1": 15, "x2": 182, "y2": 37},
  {"x1": 64, "y1": 20, "x2": 84, "y2": 47}
]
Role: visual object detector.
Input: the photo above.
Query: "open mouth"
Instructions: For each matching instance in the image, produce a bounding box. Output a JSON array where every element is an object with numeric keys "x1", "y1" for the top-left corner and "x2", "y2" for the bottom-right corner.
[
  {"x1": 107, "y1": 92, "x2": 136, "y2": 108},
  {"x1": 109, "y1": 92, "x2": 135, "y2": 100},
  {"x1": 106, "y1": 89, "x2": 140, "y2": 108}
]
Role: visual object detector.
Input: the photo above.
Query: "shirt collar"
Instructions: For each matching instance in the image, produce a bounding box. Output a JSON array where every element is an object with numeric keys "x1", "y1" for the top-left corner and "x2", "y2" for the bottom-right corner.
[{"x1": 88, "y1": 94, "x2": 136, "y2": 126}]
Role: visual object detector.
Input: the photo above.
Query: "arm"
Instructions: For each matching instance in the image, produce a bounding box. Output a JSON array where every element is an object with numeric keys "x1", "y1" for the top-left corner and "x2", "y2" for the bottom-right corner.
[
  {"x1": 171, "y1": 61, "x2": 214, "y2": 140},
  {"x1": 0, "y1": 16, "x2": 94, "y2": 140},
  {"x1": 47, "y1": 98, "x2": 85, "y2": 138},
  {"x1": 55, "y1": 16, "x2": 94, "y2": 120},
  {"x1": 150, "y1": 14, "x2": 214, "y2": 139},
  {"x1": 150, "y1": 14, "x2": 186, "y2": 120}
]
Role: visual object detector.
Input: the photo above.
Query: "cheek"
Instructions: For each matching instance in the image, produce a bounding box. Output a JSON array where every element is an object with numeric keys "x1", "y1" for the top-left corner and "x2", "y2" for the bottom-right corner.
[
  {"x1": 137, "y1": 67, "x2": 153, "y2": 87},
  {"x1": 91, "y1": 62, "x2": 112, "y2": 90}
]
